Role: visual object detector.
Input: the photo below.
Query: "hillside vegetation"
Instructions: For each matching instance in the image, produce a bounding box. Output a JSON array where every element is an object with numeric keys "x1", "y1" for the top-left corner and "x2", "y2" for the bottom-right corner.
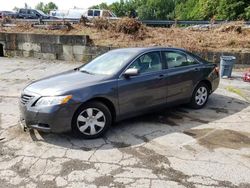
[
  {"x1": 1, "y1": 18, "x2": 249, "y2": 53},
  {"x1": 91, "y1": 0, "x2": 250, "y2": 20}
]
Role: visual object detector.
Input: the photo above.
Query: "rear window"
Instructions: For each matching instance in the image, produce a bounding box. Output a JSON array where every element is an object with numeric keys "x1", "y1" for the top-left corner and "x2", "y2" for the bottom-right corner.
[
  {"x1": 94, "y1": 10, "x2": 101, "y2": 17},
  {"x1": 188, "y1": 52, "x2": 209, "y2": 63},
  {"x1": 88, "y1": 10, "x2": 93, "y2": 16}
]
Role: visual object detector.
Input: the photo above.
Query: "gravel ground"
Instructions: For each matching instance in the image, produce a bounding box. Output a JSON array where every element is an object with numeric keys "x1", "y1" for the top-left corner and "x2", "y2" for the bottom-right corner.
[{"x1": 0, "y1": 57, "x2": 250, "y2": 188}]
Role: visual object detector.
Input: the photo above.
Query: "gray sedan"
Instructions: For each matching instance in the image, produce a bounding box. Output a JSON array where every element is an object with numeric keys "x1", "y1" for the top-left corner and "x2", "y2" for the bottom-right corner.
[{"x1": 19, "y1": 47, "x2": 220, "y2": 138}]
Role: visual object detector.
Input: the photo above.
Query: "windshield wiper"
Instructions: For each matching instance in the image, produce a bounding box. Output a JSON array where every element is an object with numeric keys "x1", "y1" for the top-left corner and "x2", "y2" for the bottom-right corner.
[
  {"x1": 80, "y1": 70, "x2": 95, "y2": 75},
  {"x1": 74, "y1": 67, "x2": 80, "y2": 71}
]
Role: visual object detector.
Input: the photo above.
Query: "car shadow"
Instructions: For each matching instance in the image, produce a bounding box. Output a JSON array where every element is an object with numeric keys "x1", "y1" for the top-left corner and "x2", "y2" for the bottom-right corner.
[{"x1": 31, "y1": 92, "x2": 249, "y2": 151}]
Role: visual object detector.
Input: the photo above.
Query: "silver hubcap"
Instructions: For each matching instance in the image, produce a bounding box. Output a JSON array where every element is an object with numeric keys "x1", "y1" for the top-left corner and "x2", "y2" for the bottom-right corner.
[
  {"x1": 77, "y1": 108, "x2": 106, "y2": 136},
  {"x1": 195, "y1": 86, "x2": 208, "y2": 106}
]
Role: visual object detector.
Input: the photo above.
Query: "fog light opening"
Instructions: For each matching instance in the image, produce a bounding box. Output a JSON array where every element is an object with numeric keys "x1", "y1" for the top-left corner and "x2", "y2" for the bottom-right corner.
[
  {"x1": 0, "y1": 43, "x2": 4, "y2": 57},
  {"x1": 38, "y1": 123, "x2": 50, "y2": 128}
]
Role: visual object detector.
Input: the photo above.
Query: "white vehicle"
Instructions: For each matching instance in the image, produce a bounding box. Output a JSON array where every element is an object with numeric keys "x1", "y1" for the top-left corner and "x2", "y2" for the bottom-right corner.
[{"x1": 50, "y1": 8, "x2": 117, "y2": 19}]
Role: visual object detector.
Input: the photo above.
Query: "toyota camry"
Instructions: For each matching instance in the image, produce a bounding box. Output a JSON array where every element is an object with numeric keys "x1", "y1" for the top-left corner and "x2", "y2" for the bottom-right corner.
[{"x1": 19, "y1": 47, "x2": 220, "y2": 138}]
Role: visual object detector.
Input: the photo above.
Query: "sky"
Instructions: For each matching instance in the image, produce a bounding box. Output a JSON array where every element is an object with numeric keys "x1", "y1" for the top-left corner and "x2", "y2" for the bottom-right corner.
[{"x1": 0, "y1": 0, "x2": 117, "y2": 11}]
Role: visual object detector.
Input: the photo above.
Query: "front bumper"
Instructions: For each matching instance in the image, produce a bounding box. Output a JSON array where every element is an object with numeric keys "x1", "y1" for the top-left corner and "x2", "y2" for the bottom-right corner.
[{"x1": 19, "y1": 91, "x2": 79, "y2": 133}]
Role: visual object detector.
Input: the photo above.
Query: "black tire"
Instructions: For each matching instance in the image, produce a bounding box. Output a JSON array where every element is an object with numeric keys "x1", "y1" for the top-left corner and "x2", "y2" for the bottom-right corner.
[
  {"x1": 72, "y1": 101, "x2": 112, "y2": 139},
  {"x1": 189, "y1": 82, "x2": 209, "y2": 109}
]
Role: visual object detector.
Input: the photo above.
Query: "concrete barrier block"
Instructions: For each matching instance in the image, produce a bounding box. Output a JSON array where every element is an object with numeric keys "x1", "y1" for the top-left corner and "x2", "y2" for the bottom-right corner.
[
  {"x1": 31, "y1": 34, "x2": 60, "y2": 44},
  {"x1": 0, "y1": 33, "x2": 5, "y2": 41},
  {"x1": 5, "y1": 41, "x2": 17, "y2": 50},
  {"x1": 22, "y1": 43, "x2": 41, "y2": 52},
  {"x1": 34, "y1": 52, "x2": 43, "y2": 59},
  {"x1": 74, "y1": 54, "x2": 84, "y2": 62},
  {"x1": 60, "y1": 35, "x2": 87, "y2": 45},
  {"x1": 23, "y1": 51, "x2": 31, "y2": 58},
  {"x1": 18, "y1": 43, "x2": 23, "y2": 50},
  {"x1": 41, "y1": 43, "x2": 62, "y2": 54},
  {"x1": 5, "y1": 50, "x2": 15, "y2": 57},
  {"x1": 15, "y1": 50, "x2": 23, "y2": 57},
  {"x1": 73, "y1": 45, "x2": 85, "y2": 55},
  {"x1": 42, "y1": 53, "x2": 56, "y2": 60},
  {"x1": 16, "y1": 34, "x2": 31, "y2": 43},
  {"x1": 63, "y1": 45, "x2": 74, "y2": 61},
  {"x1": 5, "y1": 33, "x2": 17, "y2": 42}
]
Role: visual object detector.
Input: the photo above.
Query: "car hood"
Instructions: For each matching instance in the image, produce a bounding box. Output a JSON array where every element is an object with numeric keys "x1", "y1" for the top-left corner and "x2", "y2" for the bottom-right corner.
[{"x1": 24, "y1": 70, "x2": 107, "y2": 96}]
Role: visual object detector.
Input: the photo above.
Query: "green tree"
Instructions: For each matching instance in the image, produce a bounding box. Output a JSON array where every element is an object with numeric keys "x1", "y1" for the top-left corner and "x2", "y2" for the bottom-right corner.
[
  {"x1": 89, "y1": 0, "x2": 250, "y2": 20},
  {"x1": 35, "y1": 2, "x2": 58, "y2": 14},
  {"x1": 175, "y1": 0, "x2": 250, "y2": 20},
  {"x1": 245, "y1": 6, "x2": 250, "y2": 19},
  {"x1": 44, "y1": 2, "x2": 58, "y2": 14},
  {"x1": 89, "y1": 2, "x2": 109, "y2": 9},
  {"x1": 138, "y1": 0, "x2": 175, "y2": 19},
  {"x1": 217, "y1": 0, "x2": 246, "y2": 20},
  {"x1": 35, "y1": 2, "x2": 44, "y2": 11}
]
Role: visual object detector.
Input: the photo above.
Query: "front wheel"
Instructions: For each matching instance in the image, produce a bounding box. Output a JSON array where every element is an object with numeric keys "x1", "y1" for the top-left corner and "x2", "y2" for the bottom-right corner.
[
  {"x1": 72, "y1": 102, "x2": 112, "y2": 139},
  {"x1": 189, "y1": 83, "x2": 209, "y2": 109}
]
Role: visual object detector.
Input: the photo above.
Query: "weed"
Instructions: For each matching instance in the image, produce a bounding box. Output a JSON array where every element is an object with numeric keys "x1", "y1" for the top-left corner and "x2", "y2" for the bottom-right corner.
[{"x1": 225, "y1": 86, "x2": 249, "y2": 102}]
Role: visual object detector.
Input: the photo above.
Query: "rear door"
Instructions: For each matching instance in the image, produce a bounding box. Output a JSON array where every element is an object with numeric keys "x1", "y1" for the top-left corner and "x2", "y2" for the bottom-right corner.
[
  {"x1": 18, "y1": 9, "x2": 27, "y2": 18},
  {"x1": 162, "y1": 50, "x2": 203, "y2": 103},
  {"x1": 118, "y1": 51, "x2": 167, "y2": 117}
]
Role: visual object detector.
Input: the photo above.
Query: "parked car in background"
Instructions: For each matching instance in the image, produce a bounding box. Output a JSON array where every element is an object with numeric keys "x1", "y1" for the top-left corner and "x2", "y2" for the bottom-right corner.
[
  {"x1": 19, "y1": 47, "x2": 220, "y2": 139},
  {"x1": 13, "y1": 8, "x2": 50, "y2": 19},
  {"x1": 0, "y1": 11, "x2": 15, "y2": 18},
  {"x1": 50, "y1": 8, "x2": 117, "y2": 19}
]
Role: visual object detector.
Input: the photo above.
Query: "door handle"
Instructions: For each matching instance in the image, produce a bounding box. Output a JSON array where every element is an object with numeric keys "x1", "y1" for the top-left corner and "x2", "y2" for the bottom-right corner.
[
  {"x1": 157, "y1": 75, "x2": 165, "y2": 80},
  {"x1": 194, "y1": 68, "x2": 200, "y2": 71}
]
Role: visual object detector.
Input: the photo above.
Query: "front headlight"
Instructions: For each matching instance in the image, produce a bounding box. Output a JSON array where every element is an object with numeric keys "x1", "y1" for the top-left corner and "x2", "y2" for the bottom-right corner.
[{"x1": 35, "y1": 95, "x2": 72, "y2": 107}]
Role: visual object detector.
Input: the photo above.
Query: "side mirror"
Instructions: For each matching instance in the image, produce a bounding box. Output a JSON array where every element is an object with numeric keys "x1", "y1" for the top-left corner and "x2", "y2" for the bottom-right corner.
[{"x1": 123, "y1": 68, "x2": 139, "y2": 78}]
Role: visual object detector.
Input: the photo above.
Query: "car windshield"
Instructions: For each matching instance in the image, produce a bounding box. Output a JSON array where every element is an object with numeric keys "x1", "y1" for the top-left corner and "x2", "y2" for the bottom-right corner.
[
  {"x1": 80, "y1": 51, "x2": 136, "y2": 75},
  {"x1": 36, "y1": 10, "x2": 47, "y2": 16}
]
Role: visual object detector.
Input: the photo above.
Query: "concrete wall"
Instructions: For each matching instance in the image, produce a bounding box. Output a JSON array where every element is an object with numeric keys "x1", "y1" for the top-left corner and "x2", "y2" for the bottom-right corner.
[
  {"x1": 0, "y1": 32, "x2": 250, "y2": 65},
  {"x1": 197, "y1": 51, "x2": 250, "y2": 65},
  {"x1": 0, "y1": 32, "x2": 101, "y2": 62}
]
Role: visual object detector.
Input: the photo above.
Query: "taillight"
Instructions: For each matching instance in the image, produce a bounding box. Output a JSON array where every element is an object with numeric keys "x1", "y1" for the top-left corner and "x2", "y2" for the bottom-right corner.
[{"x1": 215, "y1": 66, "x2": 220, "y2": 73}]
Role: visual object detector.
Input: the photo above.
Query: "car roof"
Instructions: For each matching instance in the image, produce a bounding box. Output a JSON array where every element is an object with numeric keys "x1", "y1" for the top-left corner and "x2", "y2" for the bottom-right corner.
[{"x1": 110, "y1": 47, "x2": 187, "y2": 54}]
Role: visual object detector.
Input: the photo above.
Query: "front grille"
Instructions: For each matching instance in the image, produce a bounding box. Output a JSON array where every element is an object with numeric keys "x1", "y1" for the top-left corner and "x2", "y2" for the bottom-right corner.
[{"x1": 20, "y1": 94, "x2": 34, "y2": 105}]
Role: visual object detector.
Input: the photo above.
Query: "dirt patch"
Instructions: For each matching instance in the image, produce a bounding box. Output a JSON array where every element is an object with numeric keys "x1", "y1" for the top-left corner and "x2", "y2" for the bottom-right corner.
[
  {"x1": 111, "y1": 141, "x2": 131, "y2": 148},
  {"x1": 118, "y1": 146, "x2": 170, "y2": 168},
  {"x1": 60, "y1": 160, "x2": 94, "y2": 176},
  {"x1": 209, "y1": 107, "x2": 229, "y2": 114},
  {"x1": 37, "y1": 180, "x2": 57, "y2": 188},
  {"x1": 115, "y1": 146, "x2": 196, "y2": 187},
  {"x1": 152, "y1": 167, "x2": 195, "y2": 188},
  {"x1": 157, "y1": 116, "x2": 179, "y2": 126},
  {"x1": 183, "y1": 129, "x2": 250, "y2": 151},
  {"x1": 94, "y1": 175, "x2": 114, "y2": 187},
  {"x1": 181, "y1": 114, "x2": 210, "y2": 124}
]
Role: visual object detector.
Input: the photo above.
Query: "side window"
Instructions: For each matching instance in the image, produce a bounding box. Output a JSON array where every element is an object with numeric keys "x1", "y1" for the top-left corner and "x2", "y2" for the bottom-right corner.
[
  {"x1": 129, "y1": 52, "x2": 162, "y2": 74},
  {"x1": 164, "y1": 51, "x2": 198, "y2": 68},
  {"x1": 103, "y1": 11, "x2": 111, "y2": 17},
  {"x1": 88, "y1": 10, "x2": 93, "y2": 16},
  {"x1": 31, "y1": 10, "x2": 37, "y2": 15},
  {"x1": 94, "y1": 10, "x2": 101, "y2": 17},
  {"x1": 20, "y1": 9, "x2": 26, "y2": 14}
]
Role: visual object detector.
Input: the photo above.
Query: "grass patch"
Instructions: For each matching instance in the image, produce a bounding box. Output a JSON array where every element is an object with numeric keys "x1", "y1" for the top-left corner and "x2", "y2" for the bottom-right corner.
[{"x1": 225, "y1": 86, "x2": 249, "y2": 102}]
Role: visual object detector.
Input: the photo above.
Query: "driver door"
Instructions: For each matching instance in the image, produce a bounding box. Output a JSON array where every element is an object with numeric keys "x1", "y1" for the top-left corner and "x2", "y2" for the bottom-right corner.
[{"x1": 118, "y1": 51, "x2": 167, "y2": 117}]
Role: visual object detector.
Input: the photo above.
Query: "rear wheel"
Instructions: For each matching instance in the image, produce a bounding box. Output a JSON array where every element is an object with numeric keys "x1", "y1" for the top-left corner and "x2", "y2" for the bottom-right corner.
[
  {"x1": 189, "y1": 82, "x2": 209, "y2": 109},
  {"x1": 72, "y1": 102, "x2": 112, "y2": 139}
]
